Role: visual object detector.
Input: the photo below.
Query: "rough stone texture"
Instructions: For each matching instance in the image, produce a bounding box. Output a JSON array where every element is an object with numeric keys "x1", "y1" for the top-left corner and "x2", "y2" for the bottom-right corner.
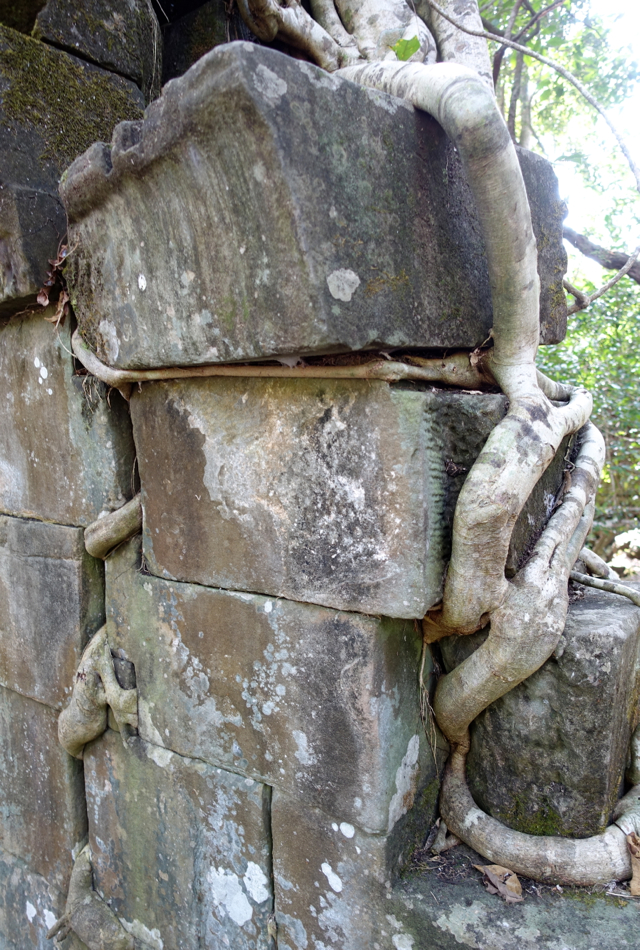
[
  {"x1": 271, "y1": 789, "x2": 423, "y2": 950},
  {"x1": 0, "y1": 514, "x2": 104, "y2": 709},
  {"x1": 61, "y1": 42, "x2": 566, "y2": 370},
  {"x1": 440, "y1": 585, "x2": 640, "y2": 837},
  {"x1": 105, "y1": 536, "x2": 433, "y2": 835},
  {"x1": 33, "y1": 0, "x2": 162, "y2": 101},
  {"x1": 0, "y1": 685, "x2": 87, "y2": 891},
  {"x1": 132, "y1": 379, "x2": 569, "y2": 618},
  {"x1": 0, "y1": 24, "x2": 143, "y2": 314},
  {"x1": 0, "y1": 845, "x2": 87, "y2": 950},
  {"x1": 0, "y1": 311, "x2": 136, "y2": 525},
  {"x1": 162, "y1": 0, "x2": 244, "y2": 84},
  {"x1": 84, "y1": 729, "x2": 274, "y2": 950},
  {"x1": 388, "y1": 843, "x2": 640, "y2": 949}
]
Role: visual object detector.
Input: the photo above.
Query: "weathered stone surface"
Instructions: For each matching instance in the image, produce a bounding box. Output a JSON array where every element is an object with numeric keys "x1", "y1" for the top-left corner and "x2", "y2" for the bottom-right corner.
[
  {"x1": 0, "y1": 311, "x2": 136, "y2": 524},
  {"x1": 440, "y1": 586, "x2": 640, "y2": 837},
  {"x1": 0, "y1": 685, "x2": 87, "y2": 891},
  {"x1": 132, "y1": 378, "x2": 569, "y2": 617},
  {"x1": 62, "y1": 42, "x2": 566, "y2": 369},
  {"x1": 388, "y1": 844, "x2": 640, "y2": 950},
  {"x1": 105, "y1": 537, "x2": 432, "y2": 834},
  {"x1": 0, "y1": 845, "x2": 87, "y2": 950},
  {"x1": 162, "y1": 0, "x2": 237, "y2": 84},
  {"x1": 0, "y1": 24, "x2": 143, "y2": 314},
  {"x1": 271, "y1": 789, "x2": 418, "y2": 950},
  {"x1": 0, "y1": 514, "x2": 104, "y2": 708},
  {"x1": 33, "y1": 0, "x2": 162, "y2": 101},
  {"x1": 84, "y1": 729, "x2": 273, "y2": 950}
]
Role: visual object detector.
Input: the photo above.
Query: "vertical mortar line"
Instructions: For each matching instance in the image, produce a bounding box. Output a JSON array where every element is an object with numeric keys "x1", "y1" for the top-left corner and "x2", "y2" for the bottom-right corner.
[{"x1": 264, "y1": 782, "x2": 278, "y2": 947}]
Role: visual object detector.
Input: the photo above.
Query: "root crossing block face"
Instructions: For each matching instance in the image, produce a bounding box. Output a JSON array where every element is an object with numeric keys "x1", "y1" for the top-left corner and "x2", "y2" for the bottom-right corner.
[
  {"x1": 61, "y1": 43, "x2": 567, "y2": 369},
  {"x1": 0, "y1": 685, "x2": 87, "y2": 892},
  {"x1": 441, "y1": 585, "x2": 640, "y2": 838},
  {"x1": 132, "y1": 378, "x2": 568, "y2": 618},
  {"x1": 0, "y1": 312, "x2": 135, "y2": 525},
  {"x1": 84, "y1": 729, "x2": 274, "y2": 950},
  {"x1": 105, "y1": 538, "x2": 431, "y2": 834},
  {"x1": 0, "y1": 514, "x2": 103, "y2": 709}
]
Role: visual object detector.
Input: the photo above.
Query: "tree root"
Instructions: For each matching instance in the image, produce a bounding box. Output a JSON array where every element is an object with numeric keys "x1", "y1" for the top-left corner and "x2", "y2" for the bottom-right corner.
[
  {"x1": 46, "y1": 845, "x2": 134, "y2": 950},
  {"x1": 58, "y1": 627, "x2": 138, "y2": 760},
  {"x1": 84, "y1": 495, "x2": 142, "y2": 560}
]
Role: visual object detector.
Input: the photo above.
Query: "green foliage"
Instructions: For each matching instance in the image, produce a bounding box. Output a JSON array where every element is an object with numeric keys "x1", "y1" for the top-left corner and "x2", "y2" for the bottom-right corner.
[
  {"x1": 392, "y1": 35, "x2": 420, "y2": 60},
  {"x1": 537, "y1": 278, "x2": 640, "y2": 548}
]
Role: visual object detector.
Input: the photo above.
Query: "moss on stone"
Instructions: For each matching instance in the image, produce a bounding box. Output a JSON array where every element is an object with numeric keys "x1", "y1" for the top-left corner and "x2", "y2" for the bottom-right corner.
[
  {"x1": 502, "y1": 793, "x2": 566, "y2": 837},
  {"x1": 0, "y1": 25, "x2": 143, "y2": 171}
]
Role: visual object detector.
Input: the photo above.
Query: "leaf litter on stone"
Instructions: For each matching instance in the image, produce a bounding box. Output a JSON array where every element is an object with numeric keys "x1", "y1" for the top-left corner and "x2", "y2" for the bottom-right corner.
[{"x1": 474, "y1": 864, "x2": 524, "y2": 903}]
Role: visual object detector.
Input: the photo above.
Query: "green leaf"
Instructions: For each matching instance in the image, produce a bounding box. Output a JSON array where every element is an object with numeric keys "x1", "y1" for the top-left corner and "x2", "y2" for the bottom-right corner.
[{"x1": 392, "y1": 36, "x2": 420, "y2": 61}]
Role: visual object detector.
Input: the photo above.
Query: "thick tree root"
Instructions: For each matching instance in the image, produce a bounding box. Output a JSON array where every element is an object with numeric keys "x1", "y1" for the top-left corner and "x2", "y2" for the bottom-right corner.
[
  {"x1": 46, "y1": 845, "x2": 134, "y2": 950},
  {"x1": 441, "y1": 752, "x2": 640, "y2": 886},
  {"x1": 58, "y1": 627, "x2": 138, "y2": 760}
]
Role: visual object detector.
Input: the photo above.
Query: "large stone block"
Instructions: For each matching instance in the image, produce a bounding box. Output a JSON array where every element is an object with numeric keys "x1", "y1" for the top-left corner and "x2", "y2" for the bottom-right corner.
[
  {"x1": 272, "y1": 790, "x2": 404, "y2": 950},
  {"x1": 0, "y1": 685, "x2": 87, "y2": 891},
  {"x1": 84, "y1": 729, "x2": 273, "y2": 950},
  {"x1": 0, "y1": 845, "x2": 83, "y2": 950},
  {"x1": 105, "y1": 537, "x2": 431, "y2": 834},
  {"x1": 132, "y1": 378, "x2": 569, "y2": 618},
  {"x1": 33, "y1": 0, "x2": 161, "y2": 101},
  {"x1": 0, "y1": 311, "x2": 135, "y2": 524},
  {"x1": 441, "y1": 586, "x2": 640, "y2": 837},
  {"x1": 0, "y1": 24, "x2": 143, "y2": 314},
  {"x1": 0, "y1": 514, "x2": 103, "y2": 709},
  {"x1": 61, "y1": 42, "x2": 566, "y2": 369}
]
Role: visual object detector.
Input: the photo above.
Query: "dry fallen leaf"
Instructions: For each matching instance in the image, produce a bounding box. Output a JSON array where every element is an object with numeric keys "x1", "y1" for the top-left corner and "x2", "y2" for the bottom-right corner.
[{"x1": 474, "y1": 864, "x2": 523, "y2": 903}]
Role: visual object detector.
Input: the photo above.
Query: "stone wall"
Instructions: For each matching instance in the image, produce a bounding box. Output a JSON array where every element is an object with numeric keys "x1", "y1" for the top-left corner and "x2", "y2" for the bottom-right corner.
[{"x1": 0, "y1": 4, "x2": 639, "y2": 950}]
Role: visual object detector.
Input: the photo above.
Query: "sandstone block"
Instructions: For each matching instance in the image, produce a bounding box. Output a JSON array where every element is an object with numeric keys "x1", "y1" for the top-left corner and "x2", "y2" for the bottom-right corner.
[
  {"x1": 0, "y1": 845, "x2": 79, "y2": 950},
  {"x1": 106, "y1": 537, "x2": 431, "y2": 834},
  {"x1": 61, "y1": 42, "x2": 566, "y2": 369},
  {"x1": 132, "y1": 379, "x2": 569, "y2": 617},
  {"x1": 84, "y1": 729, "x2": 273, "y2": 950},
  {"x1": 271, "y1": 789, "x2": 411, "y2": 950},
  {"x1": 0, "y1": 514, "x2": 103, "y2": 708},
  {"x1": 0, "y1": 685, "x2": 87, "y2": 891},
  {"x1": 33, "y1": 0, "x2": 162, "y2": 101},
  {"x1": 0, "y1": 311, "x2": 136, "y2": 524},
  {"x1": 441, "y1": 585, "x2": 640, "y2": 837},
  {"x1": 162, "y1": 0, "x2": 229, "y2": 83},
  {"x1": 0, "y1": 24, "x2": 143, "y2": 314}
]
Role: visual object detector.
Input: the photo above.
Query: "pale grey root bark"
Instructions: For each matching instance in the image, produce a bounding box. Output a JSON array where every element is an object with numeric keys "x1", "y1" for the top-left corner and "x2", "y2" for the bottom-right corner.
[
  {"x1": 58, "y1": 627, "x2": 138, "y2": 759},
  {"x1": 418, "y1": 0, "x2": 493, "y2": 88},
  {"x1": 47, "y1": 845, "x2": 134, "y2": 950},
  {"x1": 84, "y1": 495, "x2": 142, "y2": 560}
]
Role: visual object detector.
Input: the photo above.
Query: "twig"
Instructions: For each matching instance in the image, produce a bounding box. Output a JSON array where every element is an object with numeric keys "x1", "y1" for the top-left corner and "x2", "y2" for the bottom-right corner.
[
  {"x1": 566, "y1": 245, "x2": 640, "y2": 314},
  {"x1": 570, "y1": 570, "x2": 640, "y2": 608},
  {"x1": 562, "y1": 279, "x2": 588, "y2": 307},
  {"x1": 421, "y1": 0, "x2": 640, "y2": 194}
]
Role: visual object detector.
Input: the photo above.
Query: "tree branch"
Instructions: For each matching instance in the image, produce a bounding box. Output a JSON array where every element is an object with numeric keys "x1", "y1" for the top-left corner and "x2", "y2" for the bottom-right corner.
[
  {"x1": 566, "y1": 245, "x2": 640, "y2": 315},
  {"x1": 564, "y1": 227, "x2": 640, "y2": 285},
  {"x1": 420, "y1": 0, "x2": 640, "y2": 193}
]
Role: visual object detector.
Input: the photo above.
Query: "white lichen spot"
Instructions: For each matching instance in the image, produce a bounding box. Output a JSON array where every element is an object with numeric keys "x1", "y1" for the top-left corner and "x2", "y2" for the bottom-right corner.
[
  {"x1": 253, "y1": 162, "x2": 267, "y2": 183},
  {"x1": 254, "y1": 64, "x2": 288, "y2": 105},
  {"x1": 339, "y1": 822, "x2": 355, "y2": 839},
  {"x1": 147, "y1": 743, "x2": 173, "y2": 769},
  {"x1": 293, "y1": 730, "x2": 316, "y2": 766},
  {"x1": 462, "y1": 807, "x2": 484, "y2": 829},
  {"x1": 25, "y1": 902, "x2": 36, "y2": 922},
  {"x1": 33, "y1": 356, "x2": 40, "y2": 368},
  {"x1": 387, "y1": 735, "x2": 420, "y2": 831},
  {"x1": 264, "y1": 601, "x2": 273, "y2": 614},
  {"x1": 209, "y1": 867, "x2": 253, "y2": 925},
  {"x1": 321, "y1": 863, "x2": 343, "y2": 893},
  {"x1": 138, "y1": 273, "x2": 147, "y2": 291},
  {"x1": 119, "y1": 917, "x2": 164, "y2": 950},
  {"x1": 99, "y1": 320, "x2": 120, "y2": 362},
  {"x1": 244, "y1": 861, "x2": 270, "y2": 903},
  {"x1": 392, "y1": 935, "x2": 414, "y2": 950},
  {"x1": 39, "y1": 365, "x2": 48, "y2": 379},
  {"x1": 44, "y1": 910, "x2": 57, "y2": 930},
  {"x1": 327, "y1": 268, "x2": 360, "y2": 302}
]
